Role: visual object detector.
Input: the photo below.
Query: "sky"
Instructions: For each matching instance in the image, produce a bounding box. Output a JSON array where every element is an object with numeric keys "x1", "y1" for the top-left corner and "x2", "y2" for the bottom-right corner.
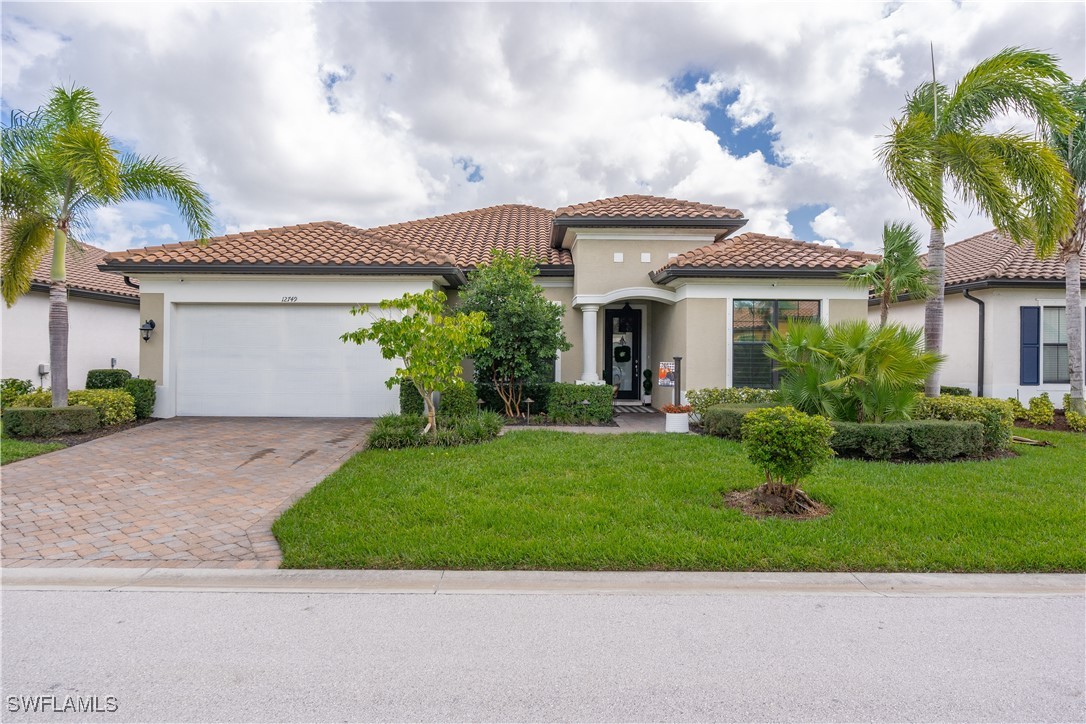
[{"x1": 1, "y1": 1, "x2": 1084, "y2": 254}]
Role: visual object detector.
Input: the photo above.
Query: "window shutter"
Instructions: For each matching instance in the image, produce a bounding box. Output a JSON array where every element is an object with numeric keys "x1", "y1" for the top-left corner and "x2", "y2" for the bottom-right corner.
[{"x1": 1020, "y1": 306, "x2": 1040, "y2": 385}]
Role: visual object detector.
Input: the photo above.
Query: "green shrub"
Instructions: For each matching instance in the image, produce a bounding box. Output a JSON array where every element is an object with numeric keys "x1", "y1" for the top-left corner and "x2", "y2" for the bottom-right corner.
[
  {"x1": 1, "y1": 379, "x2": 34, "y2": 408},
  {"x1": 912, "y1": 396, "x2": 1014, "y2": 451},
  {"x1": 548, "y1": 383, "x2": 613, "y2": 424},
  {"x1": 2, "y1": 406, "x2": 98, "y2": 438},
  {"x1": 368, "y1": 412, "x2": 503, "y2": 450},
  {"x1": 1063, "y1": 393, "x2": 1072, "y2": 412},
  {"x1": 86, "y1": 369, "x2": 132, "y2": 389},
  {"x1": 701, "y1": 403, "x2": 778, "y2": 440},
  {"x1": 399, "y1": 382, "x2": 426, "y2": 416},
  {"x1": 439, "y1": 382, "x2": 478, "y2": 418},
  {"x1": 1006, "y1": 397, "x2": 1028, "y2": 421},
  {"x1": 1066, "y1": 410, "x2": 1086, "y2": 432},
  {"x1": 70, "y1": 389, "x2": 136, "y2": 426},
  {"x1": 1025, "y1": 393, "x2": 1055, "y2": 426},
  {"x1": 741, "y1": 406, "x2": 834, "y2": 488},
  {"x1": 831, "y1": 420, "x2": 985, "y2": 461},
  {"x1": 476, "y1": 382, "x2": 552, "y2": 415},
  {"x1": 940, "y1": 386, "x2": 972, "y2": 397},
  {"x1": 13, "y1": 390, "x2": 52, "y2": 408},
  {"x1": 687, "y1": 387, "x2": 779, "y2": 419},
  {"x1": 123, "y1": 378, "x2": 157, "y2": 419}
]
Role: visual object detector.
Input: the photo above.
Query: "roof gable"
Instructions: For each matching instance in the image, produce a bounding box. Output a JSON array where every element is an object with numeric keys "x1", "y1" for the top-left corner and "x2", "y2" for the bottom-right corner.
[
  {"x1": 555, "y1": 195, "x2": 743, "y2": 220},
  {"x1": 938, "y1": 229, "x2": 1067, "y2": 286}
]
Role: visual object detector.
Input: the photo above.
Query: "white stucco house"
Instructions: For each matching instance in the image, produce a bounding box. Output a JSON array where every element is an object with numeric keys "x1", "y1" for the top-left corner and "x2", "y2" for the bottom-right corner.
[
  {"x1": 880, "y1": 229, "x2": 1085, "y2": 403},
  {"x1": 97, "y1": 195, "x2": 877, "y2": 418},
  {"x1": 2, "y1": 243, "x2": 140, "y2": 389}
]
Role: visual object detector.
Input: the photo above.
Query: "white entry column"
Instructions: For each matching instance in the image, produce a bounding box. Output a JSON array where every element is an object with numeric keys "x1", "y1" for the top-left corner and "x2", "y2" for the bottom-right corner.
[{"x1": 579, "y1": 304, "x2": 600, "y2": 383}]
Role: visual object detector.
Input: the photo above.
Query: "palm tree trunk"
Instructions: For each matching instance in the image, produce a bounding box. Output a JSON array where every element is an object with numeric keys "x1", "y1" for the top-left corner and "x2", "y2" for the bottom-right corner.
[
  {"x1": 923, "y1": 224, "x2": 945, "y2": 396},
  {"x1": 1065, "y1": 205, "x2": 1085, "y2": 415},
  {"x1": 49, "y1": 229, "x2": 69, "y2": 407},
  {"x1": 880, "y1": 282, "x2": 891, "y2": 327}
]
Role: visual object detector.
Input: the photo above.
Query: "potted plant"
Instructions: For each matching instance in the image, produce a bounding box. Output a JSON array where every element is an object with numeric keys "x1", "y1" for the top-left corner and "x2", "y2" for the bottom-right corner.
[
  {"x1": 661, "y1": 403, "x2": 692, "y2": 433},
  {"x1": 642, "y1": 369, "x2": 653, "y2": 405}
]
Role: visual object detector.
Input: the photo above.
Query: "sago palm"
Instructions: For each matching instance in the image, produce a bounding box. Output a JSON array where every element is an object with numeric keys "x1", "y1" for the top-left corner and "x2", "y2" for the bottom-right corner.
[
  {"x1": 848, "y1": 220, "x2": 932, "y2": 326},
  {"x1": 1048, "y1": 80, "x2": 1086, "y2": 415},
  {"x1": 2, "y1": 86, "x2": 213, "y2": 406},
  {"x1": 878, "y1": 47, "x2": 1077, "y2": 395}
]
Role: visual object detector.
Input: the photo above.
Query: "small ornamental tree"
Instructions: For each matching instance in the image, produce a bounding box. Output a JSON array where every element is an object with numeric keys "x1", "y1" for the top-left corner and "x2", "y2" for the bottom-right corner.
[
  {"x1": 459, "y1": 250, "x2": 571, "y2": 417},
  {"x1": 741, "y1": 406, "x2": 834, "y2": 513},
  {"x1": 341, "y1": 290, "x2": 489, "y2": 434}
]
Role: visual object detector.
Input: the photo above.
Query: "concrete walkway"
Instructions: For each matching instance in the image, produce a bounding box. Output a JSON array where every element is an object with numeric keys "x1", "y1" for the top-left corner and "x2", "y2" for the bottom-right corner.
[
  {"x1": 1, "y1": 418, "x2": 370, "y2": 569},
  {"x1": 4, "y1": 567, "x2": 1082, "y2": 596}
]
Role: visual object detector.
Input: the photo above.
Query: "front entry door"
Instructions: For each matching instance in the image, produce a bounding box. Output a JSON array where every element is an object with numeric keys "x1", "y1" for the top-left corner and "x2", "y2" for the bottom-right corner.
[{"x1": 604, "y1": 306, "x2": 642, "y2": 401}]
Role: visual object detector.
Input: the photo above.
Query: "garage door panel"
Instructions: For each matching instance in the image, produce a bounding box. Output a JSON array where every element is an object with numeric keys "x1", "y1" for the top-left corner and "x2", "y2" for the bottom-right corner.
[{"x1": 175, "y1": 304, "x2": 396, "y2": 417}]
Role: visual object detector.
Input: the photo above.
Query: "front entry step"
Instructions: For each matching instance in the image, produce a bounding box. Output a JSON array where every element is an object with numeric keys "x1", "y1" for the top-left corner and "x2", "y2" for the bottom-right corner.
[{"x1": 613, "y1": 403, "x2": 658, "y2": 414}]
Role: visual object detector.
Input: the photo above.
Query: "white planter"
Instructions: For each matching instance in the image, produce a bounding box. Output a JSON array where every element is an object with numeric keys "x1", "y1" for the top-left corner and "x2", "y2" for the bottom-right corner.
[
  {"x1": 643, "y1": 394, "x2": 653, "y2": 405},
  {"x1": 665, "y1": 412, "x2": 690, "y2": 434}
]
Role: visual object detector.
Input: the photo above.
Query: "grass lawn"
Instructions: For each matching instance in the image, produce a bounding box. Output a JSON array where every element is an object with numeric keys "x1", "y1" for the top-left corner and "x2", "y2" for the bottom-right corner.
[
  {"x1": 0, "y1": 436, "x2": 64, "y2": 465},
  {"x1": 273, "y1": 427, "x2": 1086, "y2": 572}
]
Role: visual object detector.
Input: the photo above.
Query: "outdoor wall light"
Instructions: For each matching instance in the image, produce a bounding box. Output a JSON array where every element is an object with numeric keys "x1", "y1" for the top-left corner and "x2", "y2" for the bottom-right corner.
[{"x1": 140, "y1": 319, "x2": 156, "y2": 342}]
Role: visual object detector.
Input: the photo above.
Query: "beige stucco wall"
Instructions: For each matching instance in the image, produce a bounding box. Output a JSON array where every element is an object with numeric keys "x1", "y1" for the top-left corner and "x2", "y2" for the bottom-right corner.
[
  {"x1": 542, "y1": 284, "x2": 580, "y2": 383},
  {"x1": 650, "y1": 300, "x2": 686, "y2": 407},
  {"x1": 568, "y1": 230, "x2": 719, "y2": 298},
  {"x1": 682, "y1": 298, "x2": 729, "y2": 391},
  {"x1": 828, "y1": 298, "x2": 868, "y2": 324},
  {"x1": 138, "y1": 292, "x2": 165, "y2": 383}
]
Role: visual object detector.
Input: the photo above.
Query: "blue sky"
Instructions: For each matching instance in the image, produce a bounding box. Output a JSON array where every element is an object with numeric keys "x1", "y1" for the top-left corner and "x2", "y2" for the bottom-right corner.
[{"x1": 2, "y1": 2, "x2": 1083, "y2": 253}]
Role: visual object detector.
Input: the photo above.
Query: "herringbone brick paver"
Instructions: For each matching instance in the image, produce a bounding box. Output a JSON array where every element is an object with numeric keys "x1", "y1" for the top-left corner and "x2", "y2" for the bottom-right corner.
[{"x1": 1, "y1": 418, "x2": 369, "y2": 568}]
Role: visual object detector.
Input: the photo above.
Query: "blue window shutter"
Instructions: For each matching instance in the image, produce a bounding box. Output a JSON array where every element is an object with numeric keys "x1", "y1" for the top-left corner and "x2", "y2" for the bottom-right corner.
[{"x1": 1020, "y1": 306, "x2": 1040, "y2": 385}]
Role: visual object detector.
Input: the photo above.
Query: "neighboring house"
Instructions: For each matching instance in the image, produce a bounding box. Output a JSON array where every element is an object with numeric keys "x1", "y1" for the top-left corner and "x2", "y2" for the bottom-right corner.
[
  {"x1": 99, "y1": 195, "x2": 876, "y2": 418},
  {"x1": 879, "y1": 229, "x2": 1086, "y2": 402},
  {"x1": 2, "y1": 242, "x2": 140, "y2": 389}
]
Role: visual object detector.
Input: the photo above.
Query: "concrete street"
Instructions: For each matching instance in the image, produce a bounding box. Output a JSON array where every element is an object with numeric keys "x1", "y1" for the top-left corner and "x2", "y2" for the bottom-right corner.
[{"x1": 2, "y1": 571, "x2": 1083, "y2": 722}]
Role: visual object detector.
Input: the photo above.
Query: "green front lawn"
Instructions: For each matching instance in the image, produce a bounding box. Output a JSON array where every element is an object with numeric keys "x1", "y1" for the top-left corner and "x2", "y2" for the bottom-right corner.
[
  {"x1": 0, "y1": 436, "x2": 64, "y2": 465},
  {"x1": 273, "y1": 428, "x2": 1086, "y2": 572}
]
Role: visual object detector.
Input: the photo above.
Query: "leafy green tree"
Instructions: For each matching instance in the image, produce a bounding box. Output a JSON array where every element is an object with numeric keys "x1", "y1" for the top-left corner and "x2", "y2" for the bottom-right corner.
[
  {"x1": 459, "y1": 250, "x2": 571, "y2": 417},
  {"x1": 740, "y1": 406, "x2": 834, "y2": 514},
  {"x1": 847, "y1": 221, "x2": 932, "y2": 326},
  {"x1": 2, "y1": 86, "x2": 213, "y2": 407},
  {"x1": 1048, "y1": 80, "x2": 1086, "y2": 415},
  {"x1": 767, "y1": 319, "x2": 943, "y2": 423},
  {"x1": 342, "y1": 289, "x2": 490, "y2": 434},
  {"x1": 878, "y1": 47, "x2": 1077, "y2": 395}
]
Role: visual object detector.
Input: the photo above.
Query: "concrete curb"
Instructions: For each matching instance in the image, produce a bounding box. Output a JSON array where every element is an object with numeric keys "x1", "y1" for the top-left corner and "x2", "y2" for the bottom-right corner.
[{"x1": 2, "y1": 568, "x2": 1083, "y2": 596}]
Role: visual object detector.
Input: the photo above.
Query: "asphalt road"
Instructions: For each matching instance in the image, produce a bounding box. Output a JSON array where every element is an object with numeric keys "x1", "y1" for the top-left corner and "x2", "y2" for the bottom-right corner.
[{"x1": 2, "y1": 586, "x2": 1083, "y2": 722}]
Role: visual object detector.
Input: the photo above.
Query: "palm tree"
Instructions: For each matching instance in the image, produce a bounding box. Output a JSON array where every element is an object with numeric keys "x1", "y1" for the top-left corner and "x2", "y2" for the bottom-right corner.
[
  {"x1": 2, "y1": 86, "x2": 213, "y2": 407},
  {"x1": 1048, "y1": 80, "x2": 1086, "y2": 415},
  {"x1": 848, "y1": 220, "x2": 932, "y2": 326},
  {"x1": 878, "y1": 47, "x2": 1077, "y2": 396}
]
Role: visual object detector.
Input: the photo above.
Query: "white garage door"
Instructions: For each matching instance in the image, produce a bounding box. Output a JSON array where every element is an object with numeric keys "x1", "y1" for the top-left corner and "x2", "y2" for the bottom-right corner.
[{"x1": 175, "y1": 304, "x2": 398, "y2": 417}]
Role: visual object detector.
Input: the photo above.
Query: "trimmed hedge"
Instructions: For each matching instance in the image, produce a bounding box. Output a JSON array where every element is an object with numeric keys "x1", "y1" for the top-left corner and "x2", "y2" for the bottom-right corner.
[
  {"x1": 701, "y1": 403, "x2": 779, "y2": 440},
  {"x1": 687, "y1": 387, "x2": 779, "y2": 419},
  {"x1": 912, "y1": 396, "x2": 1014, "y2": 451},
  {"x1": 1, "y1": 379, "x2": 34, "y2": 408},
  {"x1": 86, "y1": 369, "x2": 132, "y2": 389},
  {"x1": 399, "y1": 383, "x2": 425, "y2": 416},
  {"x1": 1006, "y1": 397, "x2": 1028, "y2": 421},
  {"x1": 15, "y1": 389, "x2": 136, "y2": 427},
  {"x1": 368, "y1": 412, "x2": 503, "y2": 449},
  {"x1": 2, "y1": 406, "x2": 98, "y2": 438},
  {"x1": 476, "y1": 381, "x2": 553, "y2": 415},
  {"x1": 741, "y1": 406, "x2": 834, "y2": 486},
  {"x1": 831, "y1": 420, "x2": 985, "y2": 462},
  {"x1": 400, "y1": 381, "x2": 480, "y2": 418},
  {"x1": 548, "y1": 383, "x2": 614, "y2": 424},
  {"x1": 940, "y1": 386, "x2": 972, "y2": 397},
  {"x1": 123, "y1": 378, "x2": 156, "y2": 419}
]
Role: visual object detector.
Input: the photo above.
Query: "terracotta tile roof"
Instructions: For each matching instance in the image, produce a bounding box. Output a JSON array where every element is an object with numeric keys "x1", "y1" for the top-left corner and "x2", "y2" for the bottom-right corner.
[
  {"x1": 102, "y1": 221, "x2": 457, "y2": 269},
  {"x1": 555, "y1": 194, "x2": 744, "y2": 220},
  {"x1": 26, "y1": 242, "x2": 138, "y2": 299},
  {"x1": 938, "y1": 229, "x2": 1067, "y2": 286},
  {"x1": 363, "y1": 204, "x2": 570, "y2": 267},
  {"x1": 654, "y1": 232, "x2": 878, "y2": 277}
]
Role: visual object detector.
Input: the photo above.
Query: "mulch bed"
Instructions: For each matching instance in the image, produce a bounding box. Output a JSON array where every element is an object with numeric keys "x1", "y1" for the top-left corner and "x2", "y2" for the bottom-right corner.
[
  {"x1": 1014, "y1": 412, "x2": 1079, "y2": 434},
  {"x1": 19, "y1": 418, "x2": 160, "y2": 448},
  {"x1": 723, "y1": 486, "x2": 831, "y2": 521}
]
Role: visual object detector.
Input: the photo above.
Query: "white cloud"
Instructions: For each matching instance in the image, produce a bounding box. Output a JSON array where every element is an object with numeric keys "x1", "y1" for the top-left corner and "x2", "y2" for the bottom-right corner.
[
  {"x1": 1, "y1": 1, "x2": 1082, "y2": 254},
  {"x1": 811, "y1": 207, "x2": 859, "y2": 248}
]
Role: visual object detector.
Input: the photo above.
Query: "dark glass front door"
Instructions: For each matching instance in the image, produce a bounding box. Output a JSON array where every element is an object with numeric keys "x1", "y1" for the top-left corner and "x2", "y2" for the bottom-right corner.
[{"x1": 604, "y1": 306, "x2": 642, "y2": 400}]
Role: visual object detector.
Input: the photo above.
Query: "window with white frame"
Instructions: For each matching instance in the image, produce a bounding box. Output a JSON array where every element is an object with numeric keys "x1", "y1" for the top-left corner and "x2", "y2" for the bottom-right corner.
[{"x1": 1042, "y1": 306, "x2": 1069, "y2": 384}]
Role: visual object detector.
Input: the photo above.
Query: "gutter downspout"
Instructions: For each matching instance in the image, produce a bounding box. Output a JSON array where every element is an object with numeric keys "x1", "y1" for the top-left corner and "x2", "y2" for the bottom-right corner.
[
  {"x1": 963, "y1": 289, "x2": 985, "y2": 397},
  {"x1": 123, "y1": 276, "x2": 139, "y2": 290}
]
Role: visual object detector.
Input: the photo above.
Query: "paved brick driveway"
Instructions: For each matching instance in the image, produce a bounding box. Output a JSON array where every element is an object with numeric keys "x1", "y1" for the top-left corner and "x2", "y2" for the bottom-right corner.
[{"x1": 2, "y1": 418, "x2": 370, "y2": 569}]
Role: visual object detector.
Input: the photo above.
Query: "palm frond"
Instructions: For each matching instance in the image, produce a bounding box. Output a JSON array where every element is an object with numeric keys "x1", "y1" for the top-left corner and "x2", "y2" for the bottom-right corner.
[
  {"x1": 53, "y1": 124, "x2": 123, "y2": 204},
  {"x1": 1, "y1": 212, "x2": 53, "y2": 306},
  {"x1": 937, "y1": 129, "x2": 1025, "y2": 238},
  {"x1": 945, "y1": 47, "x2": 1073, "y2": 133},
  {"x1": 119, "y1": 154, "x2": 214, "y2": 241},
  {"x1": 43, "y1": 85, "x2": 104, "y2": 132},
  {"x1": 1049, "y1": 79, "x2": 1086, "y2": 193},
  {"x1": 877, "y1": 110, "x2": 949, "y2": 228}
]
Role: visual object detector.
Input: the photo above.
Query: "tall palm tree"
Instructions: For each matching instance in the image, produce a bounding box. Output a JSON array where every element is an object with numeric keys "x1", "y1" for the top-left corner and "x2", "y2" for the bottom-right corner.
[
  {"x1": 878, "y1": 47, "x2": 1077, "y2": 396},
  {"x1": 2, "y1": 86, "x2": 213, "y2": 407},
  {"x1": 848, "y1": 220, "x2": 932, "y2": 326},
  {"x1": 1048, "y1": 80, "x2": 1086, "y2": 415}
]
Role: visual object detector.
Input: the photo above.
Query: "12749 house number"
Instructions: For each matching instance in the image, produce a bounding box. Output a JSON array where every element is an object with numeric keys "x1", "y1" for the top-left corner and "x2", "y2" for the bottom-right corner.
[{"x1": 281, "y1": 296, "x2": 298, "y2": 303}]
